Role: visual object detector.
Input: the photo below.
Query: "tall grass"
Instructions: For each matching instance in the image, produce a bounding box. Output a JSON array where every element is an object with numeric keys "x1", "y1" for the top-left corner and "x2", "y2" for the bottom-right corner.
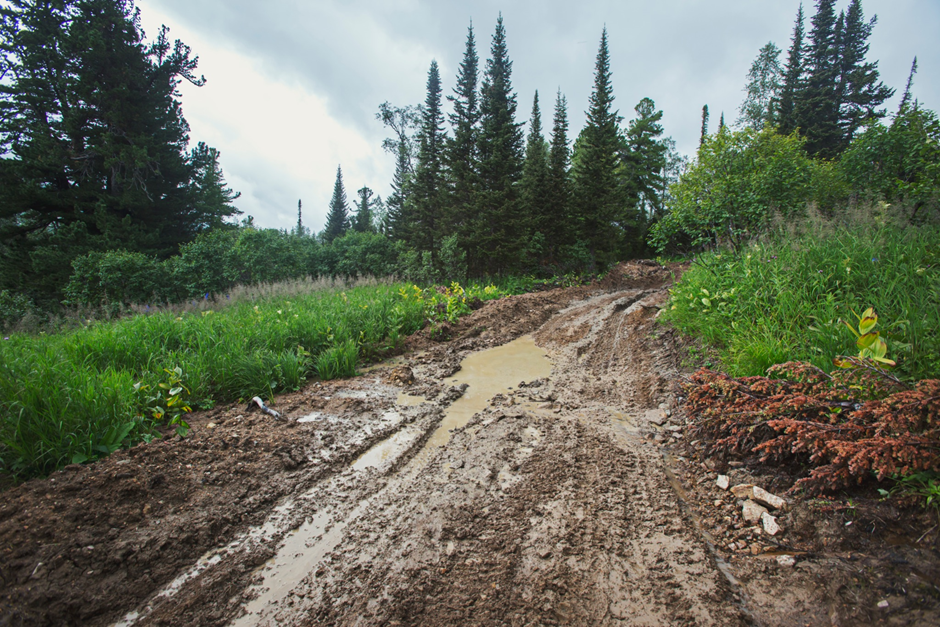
[
  {"x1": 0, "y1": 281, "x2": 505, "y2": 479},
  {"x1": 664, "y1": 207, "x2": 940, "y2": 379}
]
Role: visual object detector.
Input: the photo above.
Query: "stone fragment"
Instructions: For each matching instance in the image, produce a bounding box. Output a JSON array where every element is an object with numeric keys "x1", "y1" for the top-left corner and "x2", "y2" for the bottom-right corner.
[
  {"x1": 742, "y1": 500, "x2": 768, "y2": 523},
  {"x1": 730, "y1": 484, "x2": 755, "y2": 499},
  {"x1": 646, "y1": 408, "x2": 667, "y2": 426},
  {"x1": 752, "y1": 486, "x2": 787, "y2": 511},
  {"x1": 760, "y1": 511, "x2": 780, "y2": 536},
  {"x1": 713, "y1": 499, "x2": 723, "y2": 507},
  {"x1": 776, "y1": 555, "x2": 796, "y2": 567},
  {"x1": 877, "y1": 600, "x2": 889, "y2": 610},
  {"x1": 716, "y1": 475, "x2": 730, "y2": 490}
]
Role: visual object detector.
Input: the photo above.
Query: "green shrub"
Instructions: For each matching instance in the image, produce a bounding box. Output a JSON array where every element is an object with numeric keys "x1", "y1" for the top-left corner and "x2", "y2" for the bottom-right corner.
[
  {"x1": 64, "y1": 250, "x2": 166, "y2": 308},
  {"x1": 316, "y1": 339, "x2": 358, "y2": 380}
]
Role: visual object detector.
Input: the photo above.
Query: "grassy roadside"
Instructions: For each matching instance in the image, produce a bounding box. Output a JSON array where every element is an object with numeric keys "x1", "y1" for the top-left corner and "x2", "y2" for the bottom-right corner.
[
  {"x1": 0, "y1": 280, "x2": 505, "y2": 479},
  {"x1": 663, "y1": 214, "x2": 940, "y2": 381}
]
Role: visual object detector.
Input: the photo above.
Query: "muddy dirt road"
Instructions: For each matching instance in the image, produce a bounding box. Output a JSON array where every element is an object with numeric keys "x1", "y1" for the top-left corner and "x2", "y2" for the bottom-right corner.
[{"x1": 2, "y1": 261, "x2": 938, "y2": 626}]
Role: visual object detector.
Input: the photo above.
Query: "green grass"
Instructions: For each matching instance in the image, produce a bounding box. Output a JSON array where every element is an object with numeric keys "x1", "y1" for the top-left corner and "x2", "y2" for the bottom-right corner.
[
  {"x1": 664, "y1": 215, "x2": 940, "y2": 380},
  {"x1": 0, "y1": 281, "x2": 507, "y2": 479}
]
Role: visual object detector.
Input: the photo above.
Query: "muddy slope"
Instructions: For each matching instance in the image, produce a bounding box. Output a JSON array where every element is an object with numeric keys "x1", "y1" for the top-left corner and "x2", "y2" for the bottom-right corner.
[{"x1": 2, "y1": 260, "x2": 938, "y2": 627}]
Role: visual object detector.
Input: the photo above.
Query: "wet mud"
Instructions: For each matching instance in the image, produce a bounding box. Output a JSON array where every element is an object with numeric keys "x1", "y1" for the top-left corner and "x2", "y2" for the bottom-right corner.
[{"x1": 1, "y1": 260, "x2": 938, "y2": 626}]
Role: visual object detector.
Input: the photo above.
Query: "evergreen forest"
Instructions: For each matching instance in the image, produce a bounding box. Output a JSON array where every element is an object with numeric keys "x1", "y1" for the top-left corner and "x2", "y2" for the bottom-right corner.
[{"x1": 0, "y1": 0, "x2": 937, "y2": 325}]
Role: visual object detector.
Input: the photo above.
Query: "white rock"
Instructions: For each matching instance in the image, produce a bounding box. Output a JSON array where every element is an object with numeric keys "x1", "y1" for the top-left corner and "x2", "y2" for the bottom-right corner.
[
  {"x1": 752, "y1": 486, "x2": 787, "y2": 511},
  {"x1": 742, "y1": 500, "x2": 768, "y2": 523},
  {"x1": 730, "y1": 484, "x2": 755, "y2": 499},
  {"x1": 877, "y1": 600, "x2": 889, "y2": 610},
  {"x1": 776, "y1": 555, "x2": 796, "y2": 567},
  {"x1": 716, "y1": 475, "x2": 730, "y2": 490},
  {"x1": 646, "y1": 408, "x2": 667, "y2": 425},
  {"x1": 761, "y1": 511, "x2": 780, "y2": 536}
]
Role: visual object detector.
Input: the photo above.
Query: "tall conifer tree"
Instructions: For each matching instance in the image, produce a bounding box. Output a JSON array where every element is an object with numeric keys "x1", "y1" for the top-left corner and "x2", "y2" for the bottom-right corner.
[
  {"x1": 353, "y1": 187, "x2": 375, "y2": 233},
  {"x1": 778, "y1": 3, "x2": 806, "y2": 135},
  {"x1": 521, "y1": 91, "x2": 550, "y2": 251},
  {"x1": 700, "y1": 105, "x2": 710, "y2": 146},
  {"x1": 837, "y1": 0, "x2": 894, "y2": 146},
  {"x1": 795, "y1": 0, "x2": 842, "y2": 157},
  {"x1": 446, "y1": 23, "x2": 480, "y2": 248},
  {"x1": 324, "y1": 165, "x2": 349, "y2": 242},
  {"x1": 572, "y1": 27, "x2": 624, "y2": 267},
  {"x1": 545, "y1": 89, "x2": 571, "y2": 259},
  {"x1": 409, "y1": 60, "x2": 447, "y2": 258},
  {"x1": 475, "y1": 14, "x2": 525, "y2": 274}
]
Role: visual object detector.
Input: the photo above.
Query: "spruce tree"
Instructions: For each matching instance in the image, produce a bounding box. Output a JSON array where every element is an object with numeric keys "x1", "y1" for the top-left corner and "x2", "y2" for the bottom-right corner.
[
  {"x1": 446, "y1": 23, "x2": 480, "y2": 248},
  {"x1": 700, "y1": 105, "x2": 710, "y2": 147},
  {"x1": 474, "y1": 14, "x2": 525, "y2": 274},
  {"x1": 795, "y1": 0, "x2": 842, "y2": 157},
  {"x1": 778, "y1": 3, "x2": 806, "y2": 135},
  {"x1": 409, "y1": 60, "x2": 447, "y2": 259},
  {"x1": 545, "y1": 89, "x2": 571, "y2": 260},
  {"x1": 385, "y1": 141, "x2": 412, "y2": 241},
  {"x1": 622, "y1": 98, "x2": 667, "y2": 221},
  {"x1": 324, "y1": 165, "x2": 350, "y2": 242},
  {"x1": 521, "y1": 91, "x2": 550, "y2": 254},
  {"x1": 353, "y1": 187, "x2": 375, "y2": 233},
  {"x1": 837, "y1": 0, "x2": 894, "y2": 146},
  {"x1": 572, "y1": 27, "x2": 625, "y2": 267},
  {"x1": 296, "y1": 199, "x2": 304, "y2": 236},
  {"x1": 898, "y1": 57, "x2": 917, "y2": 114}
]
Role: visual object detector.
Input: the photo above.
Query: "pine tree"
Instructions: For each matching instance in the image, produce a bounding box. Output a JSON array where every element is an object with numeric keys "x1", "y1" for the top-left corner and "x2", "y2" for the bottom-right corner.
[
  {"x1": 385, "y1": 141, "x2": 413, "y2": 241},
  {"x1": 474, "y1": 14, "x2": 525, "y2": 274},
  {"x1": 324, "y1": 165, "x2": 350, "y2": 242},
  {"x1": 898, "y1": 57, "x2": 917, "y2": 114},
  {"x1": 778, "y1": 3, "x2": 806, "y2": 135},
  {"x1": 736, "y1": 42, "x2": 783, "y2": 130},
  {"x1": 521, "y1": 91, "x2": 550, "y2": 254},
  {"x1": 719, "y1": 112, "x2": 726, "y2": 131},
  {"x1": 837, "y1": 0, "x2": 894, "y2": 146},
  {"x1": 409, "y1": 60, "x2": 447, "y2": 258},
  {"x1": 545, "y1": 89, "x2": 571, "y2": 260},
  {"x1": 795, "y1": 0, "x2": 842, "y2": 157},
  {"x1": 189, "y1": 142, "x2": 242, "y2": 231},
  {"x1": 622, "y1": 98, "x2": 667, "y2": 222},
  {"x1": 446, "y1": 23, "x2": 480, "y2": 247},
  {"x1": 700, "y1": 105, "x2": 710, "y2": 147},
  {"x1": 296, "y1": 199, "x2": 304, "y2": 236},
  {"x1": 0, "y1": 0, "x2": 231, "y2": 302},
  {"x1": 353, "y1": 187, "x2": 375, "y2": 233},
  {"x1": 571, "y1": 27, "x2": 625, "y2": 267}
]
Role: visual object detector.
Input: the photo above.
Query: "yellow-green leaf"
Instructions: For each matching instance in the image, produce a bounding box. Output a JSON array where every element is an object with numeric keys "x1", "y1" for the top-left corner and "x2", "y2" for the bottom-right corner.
[{"x1": 859, "y1": 315, "x2": 877, "y2": 335}]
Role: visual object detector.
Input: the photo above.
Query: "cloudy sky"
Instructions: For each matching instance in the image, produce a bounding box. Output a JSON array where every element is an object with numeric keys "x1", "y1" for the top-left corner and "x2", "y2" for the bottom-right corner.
[{"x1": 137, "y1": 0, "x2": 939, "y2": 233}]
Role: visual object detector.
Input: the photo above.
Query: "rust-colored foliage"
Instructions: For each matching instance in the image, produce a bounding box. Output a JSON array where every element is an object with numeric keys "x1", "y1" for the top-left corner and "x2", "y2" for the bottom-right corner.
[{"x1": 685, "y1": 363, "x2": 940, "y2": 494}]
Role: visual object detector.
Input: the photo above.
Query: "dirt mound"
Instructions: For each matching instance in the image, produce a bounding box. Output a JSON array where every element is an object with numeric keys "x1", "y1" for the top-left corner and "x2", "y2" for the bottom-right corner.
[{"x1": 593, "y1": 259, "x2": 678, "y2": 291}]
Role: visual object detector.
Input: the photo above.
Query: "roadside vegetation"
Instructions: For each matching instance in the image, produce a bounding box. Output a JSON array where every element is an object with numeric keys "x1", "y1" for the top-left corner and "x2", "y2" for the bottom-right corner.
[{"x1": 0, "y1": 280, "x2": 506, "y2": 479}]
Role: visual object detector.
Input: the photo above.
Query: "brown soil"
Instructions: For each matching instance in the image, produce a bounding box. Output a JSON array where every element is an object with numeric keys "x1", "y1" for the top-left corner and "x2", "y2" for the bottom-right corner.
[{"x1": 1, "y1": 260, "x2": 937, "y2": 626}]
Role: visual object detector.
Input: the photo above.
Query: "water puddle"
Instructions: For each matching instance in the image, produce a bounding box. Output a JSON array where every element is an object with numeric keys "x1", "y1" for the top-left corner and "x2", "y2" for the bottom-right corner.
[
  {"x1": 351, "y1": 427, "x2": 424, "y2": 471},
  {"x1": 411, "y1": 335, "x2": 551, "y2": 467},
  {"x1": 396, "y1": 392, "x2": 427, "y2": 406},
  {"x1": 296, "y1": 412, "x2": 322, "y2": 423}
]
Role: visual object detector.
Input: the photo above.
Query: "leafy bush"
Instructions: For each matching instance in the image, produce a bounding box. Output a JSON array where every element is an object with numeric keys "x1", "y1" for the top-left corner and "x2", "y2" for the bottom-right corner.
[
  {"x1": 650, "y1": 128, "x2": 819, "y2": 252},
  {"x1": 840, "y1": 105, "x2": 940, "y2": 217},
  {"x1": 0, "y1": 290, "x2": 36, "y2": 331},
  {"x1": 316, "y1": 339, "x2": 358, "y2": 380},
  {"x1": 64, "y1": 250, "x2": 166, "y2": 308}
]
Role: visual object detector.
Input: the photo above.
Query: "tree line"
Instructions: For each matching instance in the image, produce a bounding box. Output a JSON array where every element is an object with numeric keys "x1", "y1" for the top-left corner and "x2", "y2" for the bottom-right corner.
[{"x1": 322, "y1": 17, "x2": 680, "y2": 277}]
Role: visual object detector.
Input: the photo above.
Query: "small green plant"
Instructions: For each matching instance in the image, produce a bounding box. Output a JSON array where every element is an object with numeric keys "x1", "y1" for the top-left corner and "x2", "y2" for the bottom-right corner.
[
  {"x1": 135, "y1": 366, "x2": 193, "y2": 436},
  {"x1": 316, "y1": 340, "x2": 358, "y2": 380},
  {"x1": 834, "y1": 307, "x2": 896, "y2": 368},
  {"x1": 891, "y1": 471, "x2": 940, "y2": 518}
]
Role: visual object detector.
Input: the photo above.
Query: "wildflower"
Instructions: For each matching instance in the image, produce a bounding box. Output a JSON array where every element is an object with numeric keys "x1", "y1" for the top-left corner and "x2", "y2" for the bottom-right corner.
[
  {"x1": 2, "y1": 337, "x2": 8, "y2": 340},
  {"x1": 204, "y1": 293, "x2": 209, "y2": 300},
  {"x1": 871, "y1": 257, "x2": 878, "y2": 263}
]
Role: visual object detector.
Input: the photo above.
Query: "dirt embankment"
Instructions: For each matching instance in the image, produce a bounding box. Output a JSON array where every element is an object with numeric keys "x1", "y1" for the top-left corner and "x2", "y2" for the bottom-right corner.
[{"x1": 1, "y1": 260, "x2": 938, "y2": 627}]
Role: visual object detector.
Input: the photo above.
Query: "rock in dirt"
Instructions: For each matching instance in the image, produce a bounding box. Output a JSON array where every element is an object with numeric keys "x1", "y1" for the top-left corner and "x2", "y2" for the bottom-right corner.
[
  {"x1": 752, "y1": 486, "x2": 787, "y2": 511},
  {"x1": 776, "y1": 555, "x2": 796, "y2": 567},
  {"x1": 742, "y1": 500, "x2": 769, "y2": 523},
  {"x1": 716, "y1": 475, "x2": 730, "y2": 490},
  {"x1": 387, "y1": 366, "x2": 415, "y2": 386},
  {"x1": 760, "y1": 511, "x2": 781, "y2": 536},
  {"x1": 731, "y1": 484, "x2": 755, "y2": 499},
  {"x1": 646, "y1": 408, "x2": 668, "y2": 425}
]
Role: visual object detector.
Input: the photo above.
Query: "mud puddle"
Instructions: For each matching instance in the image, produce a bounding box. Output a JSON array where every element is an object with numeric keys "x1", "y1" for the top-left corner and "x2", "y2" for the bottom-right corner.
[{"x1": 227, "y1": 334, "x2": 553, "y2": 625}]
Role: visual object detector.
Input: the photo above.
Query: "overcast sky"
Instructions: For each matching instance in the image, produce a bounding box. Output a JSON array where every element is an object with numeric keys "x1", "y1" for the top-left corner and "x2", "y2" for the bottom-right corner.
[{"x1": 137, "y1": 0, "x2": 939, "y2": 233}]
